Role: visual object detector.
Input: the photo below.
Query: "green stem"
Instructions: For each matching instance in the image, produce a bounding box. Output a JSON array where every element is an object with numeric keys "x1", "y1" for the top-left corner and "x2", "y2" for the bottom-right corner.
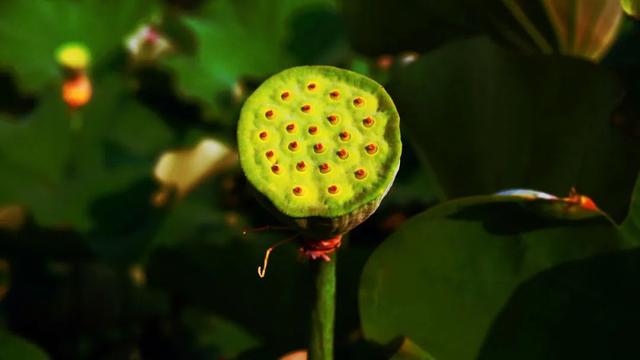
[{"x1": 309, "y1": 254, "x2": 336, "y2": 360}]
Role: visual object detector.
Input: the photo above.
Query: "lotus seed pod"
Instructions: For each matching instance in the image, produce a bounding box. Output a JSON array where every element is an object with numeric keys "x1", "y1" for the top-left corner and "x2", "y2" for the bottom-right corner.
[
  {"x1": 541, "y1": 0, "x2": 623, "y2": 61},
  {"x1": 238, "y1": 66, "x2": 402, "y2": 239},
  {"x1": 55, "y1": 42, "x2": 91, "y2": 70},
  {"x1": 622, "y1": 0, "x2": 640, "y2": 19}
]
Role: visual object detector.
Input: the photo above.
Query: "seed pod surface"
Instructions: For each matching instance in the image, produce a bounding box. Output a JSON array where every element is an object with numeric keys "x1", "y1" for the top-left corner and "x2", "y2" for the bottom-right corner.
[{"x1": 238, "y1": 66, "x2": 401, "y2": 237}]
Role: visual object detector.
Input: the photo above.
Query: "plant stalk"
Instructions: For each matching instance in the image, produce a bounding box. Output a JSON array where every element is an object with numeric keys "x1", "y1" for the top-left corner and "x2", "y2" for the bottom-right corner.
[{"x1": 309, "y1": 254, "x2": 336, "y2": 360}]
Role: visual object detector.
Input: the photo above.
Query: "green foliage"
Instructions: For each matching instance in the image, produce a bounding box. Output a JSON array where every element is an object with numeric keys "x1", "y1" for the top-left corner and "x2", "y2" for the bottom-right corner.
[
  {"x1": 164, "y1": 0, "x2": 346, "y2": 117},
  {"x1": 0, "y1": 0, "x2": 639, "y2": 359},
  {"x1": 0, "y1": 0, "x2": 158, "y2": 92},
  {"x1": 0, "y1": 77, "x2": 174, "y2": 232},
  {"x1": 359, "y1": 194, "x2": 636, "y2": 359},
  {"x1": 0, "y1": 331, "x2": 49, "y2": 360},
  {"x1": 388, "y1": 37, "x2": 639, "y2": 222}
]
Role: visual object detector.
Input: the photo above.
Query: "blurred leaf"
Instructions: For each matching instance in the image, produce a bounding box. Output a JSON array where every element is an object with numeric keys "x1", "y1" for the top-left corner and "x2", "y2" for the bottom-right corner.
[
  {"x1": 622, "y1": 0, "x2": 640, "y2": 19},
  {"x1": 0, "y1": 0, "x2": 158, "y2": 92},
  {"x1": 622, "y1": 175, "x2": 640, "y2": 242},
  {"x1": 146, "y1": 237, "x2": 314, "y2": 355},
  {"x1": 359, "y1": 196, "x2": 635, "y2": 360},
  {"x1": 338, "y1": 0, "x2": 480, "y2": 56},
  {"x1": 390, "y1": 337, "x2": 436, "y2": 360},
  {"x1": 0, "y1": 76, "x2": 175, "y2": 232},
  {"x1": 164, "y1": 0, "x2": 346, "y2": 117},
  {"x1": 389, "y1": 37, "x2": 639, "y2": 222},
  {"x1": 0, "y1": 331, "x2": 49, "y2": 359},
  {"x1": 181, "y1": 307, "x2": 262, "y2": 358}
]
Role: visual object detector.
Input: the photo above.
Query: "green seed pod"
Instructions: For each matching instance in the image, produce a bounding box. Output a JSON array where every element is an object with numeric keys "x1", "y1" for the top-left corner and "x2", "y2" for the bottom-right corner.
[
  {"x1": 238, "y1": 66, "x2": 402, "y2": 240},
  {"x1": 622, "y1": 0, "x2": 640, "y2": 19}
]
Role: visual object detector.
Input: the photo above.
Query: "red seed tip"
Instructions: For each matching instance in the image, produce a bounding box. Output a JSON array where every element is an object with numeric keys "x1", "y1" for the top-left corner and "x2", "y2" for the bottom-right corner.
[
  {"x1": 314, "y1": 143, "x2": 324, "y2": 153},
  {"x1": 307, "y1": 83, "x2": 316, "y2": 90},
  {"x1": 353, "y1": 97, "x2": 364, "y2": 106},
  {"x1": 339, "y1": 131, "x2": 350, "y2": 141},
  {"x1": 337, "y1": 149, "x2": 348, "y2": 159},
  {"x1": 296, "y1": 161, "x2": 306, "y2": 171},
  {"x1": 286, "y1": 123, "x2": 295, "y2": 132},
  {"x1": 293, "y1": 186, "x2": 303, "y2": 195},
  {"x1": 330, "y1": 91, "x2": 340, "y2": 99},
  {"x1": 363, "y1": 116, "x2": 374, "y2": 127},
  {"x1": 308, "y1": 126, "x2": 318, "y2": 135},
  {"x1": 327, "y1": 115, "x2": 338, "y2": 124},
  {"x1": 281, "y1": 91, "x2": 290, "y2": 100},
  {"x1": 301, "y1": 104, "x2": 311, "y2": 113},
  {"x1": 319, "y1": 163, "x2": 330, "y2": 173},
  {"x1": 328, "y1": 185, "x2": 338, "y2": 194},
  {"x1": 265, "y1": 110, "x2": 274, "y2": 119},
  {"x1": 265, "y1": 150, "x2": 274, "y2": 158},
  {"x1": 289, "y1": 141, "x2": 299, "y2": 151},
  {"x1": 259, "y1": 131, "x2": 268, "y2": 140},
  {"x1": 271, "y1": 165, "x2": 281, "y2": 174},
  {"x1": 365, "y1": 144, "x2": 377, "y2": 154},
  {"x1": 355, "y1": 169, "x2": 366, "y2": 179}
]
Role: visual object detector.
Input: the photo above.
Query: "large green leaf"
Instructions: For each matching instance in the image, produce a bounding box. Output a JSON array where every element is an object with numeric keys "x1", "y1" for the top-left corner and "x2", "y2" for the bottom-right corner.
[
  {"x1": 0, "y1": 331, "x2": 49, "y2": 359},
  {"x1": 0, "y1": 0, "x2": 157, "y2": 92},
  {"x1": 359, "y1": 196, "x2": 636, "y2": 360},
  {"x1": 164, "y1": 0, "x2": 346, "y2": 117},
  {"x1": 0, "y1": 76, "x2": 174, "y2": 232},
  {"x1": 389, "y1": 37, "x2": 639, "y2": 222}
]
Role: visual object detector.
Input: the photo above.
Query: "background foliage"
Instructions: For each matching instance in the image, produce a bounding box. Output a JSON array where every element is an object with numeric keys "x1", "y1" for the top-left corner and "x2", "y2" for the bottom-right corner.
[{"x1": 0, "y1": 0, "x2": 639, "y2": 359}]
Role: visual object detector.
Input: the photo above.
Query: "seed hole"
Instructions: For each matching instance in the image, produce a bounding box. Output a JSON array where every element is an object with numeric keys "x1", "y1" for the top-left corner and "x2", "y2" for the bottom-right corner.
[
  {"x1": 308, "y1": 126, "x2": 318, "y2": 135},
  {"x1": 355, "y1": 168, "x2": 367, "y2": 179},
  {"x1": 336, "y1": 149, "x2": 348, "y2": 159},
  {"x1": 296, "y1": 161, "x2": 306, "y2": 171},
  {"x1": 365, "y1": 144, "x2": 378, "y2": 154},
  {"x1": 339, "y1": 131, "x2": 350, "y2": 141},
  {"x1": 301, "y1": 104, "x2": 311, "y2": 113},
  {"x1": 328, "y1": 185, "x2": 338, "y2": 194},
  {"x1": 353, "y1": 97, "x2": 364, "y2": 106},
  {"x1": 319, "y1": 163, "x2": 330, "y2": 173},
  {"x1": 265, "y1": 110, "x2": 274, "y2": 119},
  {"x1": 363, "y1": 116, "x2": 374, "y2": 127},
  {"x1": 286, "y1": 123, "x2": 296, "y2": 133},
  {"x1": 330, "y1": 91, "x2": 340, "y2": 99},
  {"x1": 289, "y1": 141, "x2": 299, "y2": 151},
  {"x1": 293, "y1": 186, "x2": 303, "y2": 196},
  {"x1": 314, "y1": 143, "x2": 325, "y2": 153},
  {"x1": 281, "y1": 91, "x2": 290, "y2": 100}
]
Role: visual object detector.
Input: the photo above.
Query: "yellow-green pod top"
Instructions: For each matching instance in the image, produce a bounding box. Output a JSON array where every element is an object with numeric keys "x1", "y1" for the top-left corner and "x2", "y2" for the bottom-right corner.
[{"x1": 238, "y1": 66, "x2": 402, "y2": 239}]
